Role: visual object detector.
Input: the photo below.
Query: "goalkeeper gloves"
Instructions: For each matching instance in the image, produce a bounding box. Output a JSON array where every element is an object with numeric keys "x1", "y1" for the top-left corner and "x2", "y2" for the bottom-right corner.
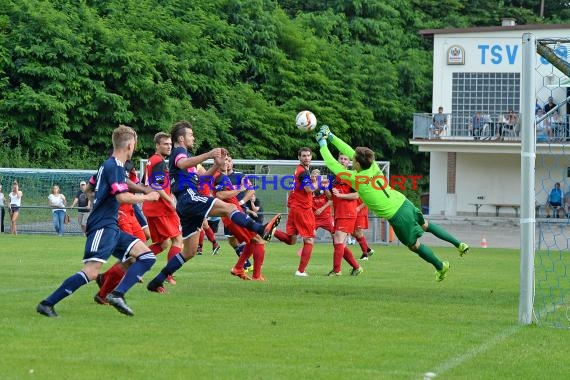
[
  {"x1": 318, "y1": 125, "x2": 335, "y2": 142},
  {"x1": 315, "y1": 131, "x2": 327, "y2": 147}
]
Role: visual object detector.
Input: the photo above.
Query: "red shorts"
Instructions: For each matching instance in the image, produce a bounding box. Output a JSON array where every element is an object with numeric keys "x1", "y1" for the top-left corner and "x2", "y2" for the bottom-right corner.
[
  {"x1": 286, "y1": 207, "x2": 315, "y2": 238},
  {"x1": 315, "y1": 216, "x2": 334, "y2": 234},
  {"x1": 334, "y1": 217, "x2": 357, "y2": 234},
  {"x1": 355, "y1": 215, "x2": 369, "y2": 230},
  {"x1": 222, "y1": 217, "x2": 257, "y2": 243},
  {"x1": 147, "y1": 214, "x2": 181, "y2": 243},
  {"x1": 118, "y1": 211, "x2": 147, "y2": 242}
]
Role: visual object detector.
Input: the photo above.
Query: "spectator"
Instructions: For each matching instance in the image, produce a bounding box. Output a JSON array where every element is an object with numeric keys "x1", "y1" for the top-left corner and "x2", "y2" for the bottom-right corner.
[
  {"x1": 500, "y1": 110, "x2": 519, "y2": 140},
  {"x1": 71, "y1": 181, "x2": 91, "y2": 234},
  {"x1": 546, "y1": 182, "x2": 564, "y2": 218},
  {"x1": 430, "y1": 106, "x2": 446, "y2": 138},
  {"x1": 544, "y1": 96, "x2": 557, "y2": 114},
  {"x1": 536, "y1": 108, "x2": 553, "y2": 141},
  {"x1": 0, "y1": 184, "x2": 5, "y2": 233},
  {"x1": 471, "y1": 111, "x2": 483, "y2": 140},
  {"x1": 48, "y1": 184, "x2": 67, "y2": 236},
  {"x1": 9, "y1": 180, "x2": 23, "y2": 235}
]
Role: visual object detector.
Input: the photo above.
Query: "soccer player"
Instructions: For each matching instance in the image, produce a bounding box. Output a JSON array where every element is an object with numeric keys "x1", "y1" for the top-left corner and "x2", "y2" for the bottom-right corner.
[
  {"x1": 145, "y1": 120, "x2": 281, "y2": 292},
  {"x1": 93, "y1": 161, "x2": 150, "y2": 304},
  {"x1": 328, "y1": 154, "x2": 363, "y2": 276},
  {"x1": 354, "y1": 198, "x2": 375, "y2": 260},
  {"x1": 273, "y1": 147, "x2": 318, "y2": 277},
  {"x1": 36, "y1": 125, "x2": 160, "y2": 317},
  {"x1": 315, "y1": 126, "x2": 469, "y2": 281},
  {"x1": 214, "y1": 155, "x2": 267, "y2": 280},
  {"x1": 142, "y1": 132, "x2": 183, "y2": 287},
  {"x1": 312, "y1": 170, "x2": 334, "y2": 239}
]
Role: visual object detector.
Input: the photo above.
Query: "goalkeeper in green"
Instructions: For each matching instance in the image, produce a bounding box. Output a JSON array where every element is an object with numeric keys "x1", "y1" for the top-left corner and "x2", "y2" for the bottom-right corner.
[{"x1": 315, "y1": 125, "x2": 469, "y2": 281}]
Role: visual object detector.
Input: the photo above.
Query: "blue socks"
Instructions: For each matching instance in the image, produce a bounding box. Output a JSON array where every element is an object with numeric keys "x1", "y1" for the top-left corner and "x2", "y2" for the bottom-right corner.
[
  {"x1": 115, "y1": 252, "x2": 156, "y2": 294},
  {"x1": 45, "y1": 271, "x2": 89, "y2": 306},
  {"x1": 229, "y1": 210, "x2": 263, "y2": 235},
  {"x1": 154, "y1": 253, "x2": 186, "y2": 283}
]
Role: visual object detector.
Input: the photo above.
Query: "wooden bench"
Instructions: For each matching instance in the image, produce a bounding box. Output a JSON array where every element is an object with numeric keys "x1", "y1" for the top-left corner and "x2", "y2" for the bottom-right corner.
[{"x1": 470, "y1": 203, "x2": 520, "y2": 217}]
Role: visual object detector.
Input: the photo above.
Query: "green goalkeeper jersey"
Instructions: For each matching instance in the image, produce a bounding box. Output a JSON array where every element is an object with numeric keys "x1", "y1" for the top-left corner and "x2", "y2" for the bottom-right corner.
[{"x1": 320, "y1": 136, "x2": 406, "y2": 220}]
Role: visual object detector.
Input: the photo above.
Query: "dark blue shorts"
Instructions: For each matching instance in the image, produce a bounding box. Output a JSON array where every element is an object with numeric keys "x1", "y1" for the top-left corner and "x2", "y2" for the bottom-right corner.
[
  {"x1": 10, "y1": 205, "x2": 20, "y2": 213},
  {"x1": 176, "y1": 189, "x2": 216, "y2": 238},
  {"x1": 83, "y1": 227, "x2": 139, "y2": 263}
]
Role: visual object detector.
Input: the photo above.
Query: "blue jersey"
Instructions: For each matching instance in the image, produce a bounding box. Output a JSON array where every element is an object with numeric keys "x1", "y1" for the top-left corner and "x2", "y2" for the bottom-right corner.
[
  {"x1": 86, "y1": 157, "x2": 129, "y2": 233},
  {"x1": 169, "y1": 146, "x2": 200, "y2": 197}
]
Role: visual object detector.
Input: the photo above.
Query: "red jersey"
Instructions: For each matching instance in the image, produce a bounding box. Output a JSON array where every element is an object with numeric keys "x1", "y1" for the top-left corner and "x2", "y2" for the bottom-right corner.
[
  {"x1": 287, "y1": 164, "x2": 313, "y2": 209},
  {"x1": 332, "y1": 179, "x2": 357, "y2": 218},
  {"x1": 313, "y1": 190, "x2": 332, "y2": 219},
  {"x1": 357, "y1": 198, "x2": 369, "y2": 217},
  {"x1": 142, "y1": 153, "x2": 177, "y2": 217}
]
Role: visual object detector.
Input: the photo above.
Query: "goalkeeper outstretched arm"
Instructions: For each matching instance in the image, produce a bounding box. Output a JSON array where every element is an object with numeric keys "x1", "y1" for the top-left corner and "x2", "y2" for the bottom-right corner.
[{"x1": 316, "y1": 127, "x2": 358, "y2": 189}]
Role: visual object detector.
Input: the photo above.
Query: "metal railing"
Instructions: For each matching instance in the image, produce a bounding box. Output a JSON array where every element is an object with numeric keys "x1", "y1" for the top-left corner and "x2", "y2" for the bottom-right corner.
[{"x1": 412, "y1": 112, "x2": 570, "y2": 142}]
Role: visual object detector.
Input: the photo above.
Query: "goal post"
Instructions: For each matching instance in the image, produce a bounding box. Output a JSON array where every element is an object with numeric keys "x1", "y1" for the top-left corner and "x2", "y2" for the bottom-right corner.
[{"x1": 522, "y1": 34, "x2": 570, "y2": 327}]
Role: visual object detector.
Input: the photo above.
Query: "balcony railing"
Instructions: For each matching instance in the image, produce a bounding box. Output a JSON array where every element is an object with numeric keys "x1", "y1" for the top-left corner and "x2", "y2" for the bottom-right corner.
[{"x1": 412, "y1": 113, "x2": 570, "y2": 142}]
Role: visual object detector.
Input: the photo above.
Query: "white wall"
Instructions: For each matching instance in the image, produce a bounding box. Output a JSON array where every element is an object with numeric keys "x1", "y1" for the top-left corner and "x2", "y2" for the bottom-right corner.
[
  {"x1": 428, "y1": 151, "x2": 448, "y2": 215},
  {"x1": 432, "y1": 28, "x2": 570, "y2": 112}
]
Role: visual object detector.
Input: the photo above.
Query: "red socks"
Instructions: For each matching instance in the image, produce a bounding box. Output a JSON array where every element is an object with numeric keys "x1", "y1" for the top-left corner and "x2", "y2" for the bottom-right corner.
[
  {"x1": 297, "y1": 242, "x2": 313, "y2": 273},
  {"x1": 356, "y1": 236, "x2": 369, "y2": 254},
  {"x1": 97, "y1": 263, "x2": 126, "y2": 298}
]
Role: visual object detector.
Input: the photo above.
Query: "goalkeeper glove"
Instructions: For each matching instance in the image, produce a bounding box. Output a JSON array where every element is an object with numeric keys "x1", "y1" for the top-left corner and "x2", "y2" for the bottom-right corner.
[
  {"x1": 315, "y1": 131, "x2": 328, "y2": 147},
  {"x1": 319, "y1": 125, "x2": 335, "y2": 142}
]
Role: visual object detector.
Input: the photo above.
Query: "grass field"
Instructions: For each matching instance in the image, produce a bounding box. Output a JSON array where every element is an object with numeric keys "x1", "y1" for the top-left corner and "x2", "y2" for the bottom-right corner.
[{"x1": 1, "y1": 235, "x2": 569, "y2": 379}]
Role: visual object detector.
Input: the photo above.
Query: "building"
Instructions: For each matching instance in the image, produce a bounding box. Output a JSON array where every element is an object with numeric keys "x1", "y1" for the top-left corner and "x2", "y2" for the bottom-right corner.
[{"x1": 412, "y1": 21, "x2": 570, "y2": 217}]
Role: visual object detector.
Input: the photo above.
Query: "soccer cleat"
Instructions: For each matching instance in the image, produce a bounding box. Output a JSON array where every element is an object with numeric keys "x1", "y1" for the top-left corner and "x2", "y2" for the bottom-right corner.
[
  {"x1": 458, "y1": 243, "x2": 469, "y2": 257},
  {"x1": 327, "y1": 270, "x2": 342, "y2": 277},
  {"x1": 231, "y1": 268, "x2": 252, "y2": 280},
  {"x1": 93, "y1": 293, "x2": 108, "y2": 305},
  {"x1": 105, "y1": 293, "x2": 134, "y2": 316},
  {"x1": 196, "y1": 245, "x2": 203, "y2": 255},
  {"x1": 252, "y1": 275, "x2": 266, "y2": 281},
  {"x1": 435, "y1": 261, "x2": 450, "y2": 282},
  {"x1": 295, "y1": 270, "x2": 309, "y2": 277},
  {"x1": 147, "y1": 279, "x2": 167, "y2": 293},
  {"x1": 358, "y1": 254, "x2": 369, "y2": 261},
  {"x1": 350, "y1": 267, "x2": 364, "y2": 276},
  {"x1": 166, "y1": 275, "x2": 177, "y2": 285},
  {"x1": 367, "y1": 248, "x2": 375, "y2": 257},
  {"x1": 211, "y1": 242, "x2": 221, "y2": 255},
  {"x1": 262, "y1": 214, "x2": 282, "y2": 241},
  {"x1": 95, "y1": 273, "x2": 104, "y2": 289},
  {"x1": 36, "y1": 302, "x2": 58, "y2": 318}
]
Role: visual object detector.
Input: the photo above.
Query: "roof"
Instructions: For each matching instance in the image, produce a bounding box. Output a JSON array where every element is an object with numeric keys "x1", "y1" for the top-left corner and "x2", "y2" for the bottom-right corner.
[{"x1": 419, "y1": 24, "x2": 570, "y2": 38}]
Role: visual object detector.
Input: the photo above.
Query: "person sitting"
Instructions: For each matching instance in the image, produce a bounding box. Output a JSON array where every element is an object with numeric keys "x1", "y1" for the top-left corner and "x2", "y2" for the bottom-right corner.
[
  {"x1": 535, "y1": 108, "x2": 553, "y2": 141},
  {"x1": 430, "y1": 106, "x2": 446, "y2": 138},
  {"x1": 470, "y1": 111, "x2": 483, "y2": 140},
  {"x1": 500, "y1": 110, "x2": 519, "y2": 140},
  {"x1": 546, "y1": 182, "x2": 564, "y2": 218},
  {"x1": 544, "y1": 96, "x2": 557, "y2": 114}
]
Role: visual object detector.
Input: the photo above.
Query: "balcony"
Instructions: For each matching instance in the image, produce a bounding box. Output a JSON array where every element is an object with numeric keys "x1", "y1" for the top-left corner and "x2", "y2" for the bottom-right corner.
[{"x1": 411, "y1": 112, "x2": 570, "y2": 155}]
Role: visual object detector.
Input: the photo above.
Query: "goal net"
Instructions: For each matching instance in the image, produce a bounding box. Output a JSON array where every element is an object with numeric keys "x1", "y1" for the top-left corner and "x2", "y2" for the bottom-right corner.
[{"x1": 523, "y1": 35, "x2": 570, "y2": 327}]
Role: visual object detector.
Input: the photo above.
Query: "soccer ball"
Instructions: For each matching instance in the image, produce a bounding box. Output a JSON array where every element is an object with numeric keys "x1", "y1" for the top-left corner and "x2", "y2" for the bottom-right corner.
[{"x1": 295, "y1": 110, "x2": 317, "y2": 132}]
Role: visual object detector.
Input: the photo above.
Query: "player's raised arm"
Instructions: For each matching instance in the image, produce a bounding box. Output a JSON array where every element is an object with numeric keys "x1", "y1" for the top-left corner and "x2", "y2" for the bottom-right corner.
[{"x1": 315, "y1": 126, "x2": 357, "y2": 190}]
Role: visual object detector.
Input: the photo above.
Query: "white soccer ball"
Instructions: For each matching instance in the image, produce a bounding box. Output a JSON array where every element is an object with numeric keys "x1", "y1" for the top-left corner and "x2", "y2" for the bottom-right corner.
[{"x1": 295, "y1": 110, "x2": 317, "y2": 132}]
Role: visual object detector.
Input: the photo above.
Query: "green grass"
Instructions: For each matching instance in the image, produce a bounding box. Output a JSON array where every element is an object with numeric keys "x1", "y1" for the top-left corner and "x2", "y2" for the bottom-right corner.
[{"x1": 1, "y1": 235, "x2": 569, "y2": 379}]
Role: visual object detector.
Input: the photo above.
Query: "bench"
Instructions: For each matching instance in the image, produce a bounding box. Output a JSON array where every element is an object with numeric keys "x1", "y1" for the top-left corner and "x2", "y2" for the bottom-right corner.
[{"x1": 470, "y1": 203, "x2": 520, "y2": 217}]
